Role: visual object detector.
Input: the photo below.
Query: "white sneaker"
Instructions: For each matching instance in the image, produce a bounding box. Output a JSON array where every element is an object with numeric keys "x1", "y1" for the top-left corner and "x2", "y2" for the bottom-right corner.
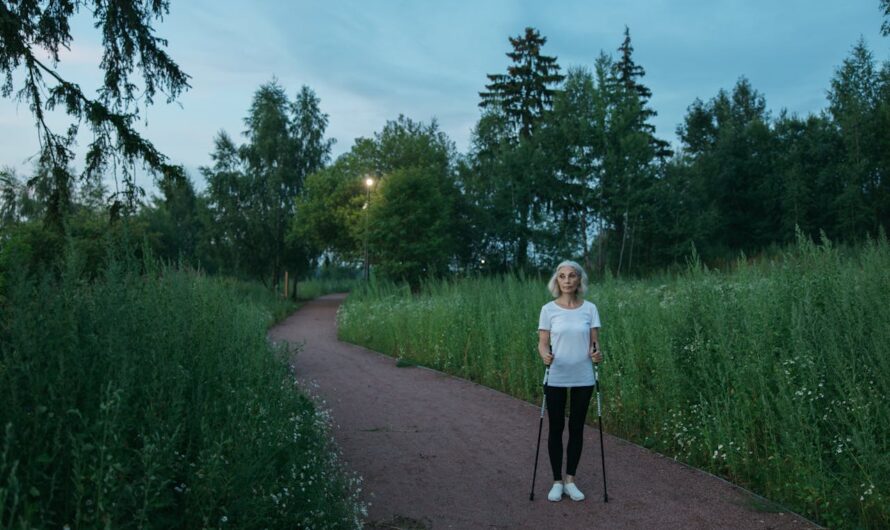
[
  {"x1": 564, "y1": 482, "x2": 585, "y2": 501},
  {"x1": 547, "y1": 482, "x2": 564, "y2": 502}
]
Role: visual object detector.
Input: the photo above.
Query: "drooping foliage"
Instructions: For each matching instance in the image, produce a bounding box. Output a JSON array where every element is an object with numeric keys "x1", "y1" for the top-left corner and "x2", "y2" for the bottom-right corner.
[{"x1": 0, "y1": 0, "x2": 190, "y2": 229}]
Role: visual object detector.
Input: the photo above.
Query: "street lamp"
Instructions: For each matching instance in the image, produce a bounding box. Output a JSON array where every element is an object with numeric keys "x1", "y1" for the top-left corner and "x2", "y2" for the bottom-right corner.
[{"x1": 364, "y1": 176, "x2": 374, "y2": 281}]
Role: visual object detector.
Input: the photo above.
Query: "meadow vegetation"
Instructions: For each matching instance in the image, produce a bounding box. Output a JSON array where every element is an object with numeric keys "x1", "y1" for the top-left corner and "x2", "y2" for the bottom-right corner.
[
  {"x1": 338, "y1": 235, "x2": 889, "y2": 529},
  {"x1": 0, "y1": 249, "x2": 364, "y2": 529}
]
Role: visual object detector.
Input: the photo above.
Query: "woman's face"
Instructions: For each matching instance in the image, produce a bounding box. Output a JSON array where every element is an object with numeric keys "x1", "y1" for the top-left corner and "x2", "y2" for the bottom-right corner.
[{"x1": 556, "y1": 266, "x2": 580, "y2": 296}]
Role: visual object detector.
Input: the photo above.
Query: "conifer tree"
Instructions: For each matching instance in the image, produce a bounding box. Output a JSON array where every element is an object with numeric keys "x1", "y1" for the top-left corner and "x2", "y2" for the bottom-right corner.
[
  {"x1": 601, "y1": 27, "x2": 667, "y2": 274},
  {"x1": 479, "y1": 27, "x2": 565, "y2": 140},
  {"x1": 882, "y1": 0, "x2": 890, "y2": 36},
  {"x1": 477, "y1": 27, "x2": 564, "y2": 268},
  {"x1": 0, "y1": 1, "x2": 190, "y2": 229},
  {"x1": 612, "y1": 26, "x2": 672, "y2": 159}
]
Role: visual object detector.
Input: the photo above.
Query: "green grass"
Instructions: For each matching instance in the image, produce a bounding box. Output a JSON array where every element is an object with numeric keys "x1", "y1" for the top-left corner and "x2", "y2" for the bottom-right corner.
[
  {"x1": 219, "y1": 276, "x2": 302, "y2": 324},
  {"x1": 0, "y1": 253, "x2": 364, "y2": 529},
  {"x1": 295, "y1": 277, "x2": 361, "y2": 301},
  {"x1": 338, "y1": 235, "x2": 889, "y2": 529}
]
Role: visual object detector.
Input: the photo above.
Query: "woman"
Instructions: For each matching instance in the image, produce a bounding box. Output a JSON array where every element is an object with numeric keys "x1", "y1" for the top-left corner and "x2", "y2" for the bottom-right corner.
[{"x1": 537, "y1": 260, "x2": 602, "y2": 502}]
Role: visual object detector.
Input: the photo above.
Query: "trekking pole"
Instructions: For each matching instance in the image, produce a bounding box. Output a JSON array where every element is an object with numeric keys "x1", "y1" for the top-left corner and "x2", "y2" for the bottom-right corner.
[
  {"x1": 529, "y1": 365, "x2": 550, "y2": 501},
  {"x1": 594, "y1": 358, "x2": 609, "y2": 503}
]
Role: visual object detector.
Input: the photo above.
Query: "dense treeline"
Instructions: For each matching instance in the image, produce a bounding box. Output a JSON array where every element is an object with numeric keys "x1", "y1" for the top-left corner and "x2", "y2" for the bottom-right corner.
[
  {"x1": 219, "y1": 25, "x2": 890, "y2": 288},
  {"x1": 4, "y1": 21, "x2": 888, "y2": 291},
  {"x1": 295, "y1": 24, "x2": 886, "y2": 287},
  {"x1": 463, "y1": 28, "x2": 890, "y2": 277}
]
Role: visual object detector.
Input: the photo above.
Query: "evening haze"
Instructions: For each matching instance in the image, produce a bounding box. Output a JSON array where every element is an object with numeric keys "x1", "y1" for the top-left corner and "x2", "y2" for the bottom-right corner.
[{"x1": 1, "y1": 0, "x2": 886, "y2": 192}]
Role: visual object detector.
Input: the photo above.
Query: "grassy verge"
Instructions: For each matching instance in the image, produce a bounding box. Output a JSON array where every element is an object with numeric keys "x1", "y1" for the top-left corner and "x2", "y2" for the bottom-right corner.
[
  {"x1": 337, "y1": 236, "x2": 889, "y2": 529},
  {"x1": 0, "y1": 254, "x2": 364, "y2": 529}
]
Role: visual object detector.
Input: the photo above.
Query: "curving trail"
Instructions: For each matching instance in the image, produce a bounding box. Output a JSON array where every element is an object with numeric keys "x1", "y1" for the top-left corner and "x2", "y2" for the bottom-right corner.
[{"x1": 269, "y1": 294, "x2": 819, "y2": 530}]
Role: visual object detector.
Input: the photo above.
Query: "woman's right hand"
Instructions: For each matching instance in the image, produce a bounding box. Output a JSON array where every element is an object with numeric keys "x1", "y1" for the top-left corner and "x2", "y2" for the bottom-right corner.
[{"x1": 538, "y1": 330, "x2": 552, "y2": 366}]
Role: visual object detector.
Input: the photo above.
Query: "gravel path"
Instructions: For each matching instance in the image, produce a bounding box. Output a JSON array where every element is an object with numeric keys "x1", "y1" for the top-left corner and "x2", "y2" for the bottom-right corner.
[{"x1": 269, "y1": 294, "x2": 820, "y2": 530}]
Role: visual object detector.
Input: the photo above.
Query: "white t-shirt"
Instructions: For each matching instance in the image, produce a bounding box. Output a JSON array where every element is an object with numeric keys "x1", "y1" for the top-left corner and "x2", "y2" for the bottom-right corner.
[{"x1": 538, "y1": 300, "x2": 601, "y2": 387}]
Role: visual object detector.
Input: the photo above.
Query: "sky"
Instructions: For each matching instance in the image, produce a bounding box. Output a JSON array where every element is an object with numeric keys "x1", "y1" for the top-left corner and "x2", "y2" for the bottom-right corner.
[{"x1": 1, "y1": 0, "x2": 887, "y2": 194}]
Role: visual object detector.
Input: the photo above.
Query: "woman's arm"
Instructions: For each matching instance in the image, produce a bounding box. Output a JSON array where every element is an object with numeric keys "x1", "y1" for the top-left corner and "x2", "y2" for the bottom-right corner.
[
  {"x1": 589, "y1": 327, "x2": 603, "y2": 363},
  {"x1": 538, "y1": 330, "x2": 553, "y2": 366}
]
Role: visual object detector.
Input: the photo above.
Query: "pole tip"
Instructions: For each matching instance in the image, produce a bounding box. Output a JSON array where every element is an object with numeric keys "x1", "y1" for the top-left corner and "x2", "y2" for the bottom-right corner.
[{"x1": 529, "y1": 493, "x2": 535, "y2": 501}]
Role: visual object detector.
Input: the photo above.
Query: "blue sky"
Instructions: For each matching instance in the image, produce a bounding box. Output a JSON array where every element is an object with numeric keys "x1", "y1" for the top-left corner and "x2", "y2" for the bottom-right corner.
[{"x1": 1, "y1": 0, "x2": 887, "y2": 192}]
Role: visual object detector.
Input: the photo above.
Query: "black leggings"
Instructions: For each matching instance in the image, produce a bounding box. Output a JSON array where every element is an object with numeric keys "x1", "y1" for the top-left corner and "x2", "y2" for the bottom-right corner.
[{"x1": 545, "y1": 385, "x2": 594, "y2": 481}]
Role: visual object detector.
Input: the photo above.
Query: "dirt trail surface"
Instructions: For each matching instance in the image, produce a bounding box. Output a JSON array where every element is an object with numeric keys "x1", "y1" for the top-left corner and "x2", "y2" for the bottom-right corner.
[{"x1": 269, "y1": 294, "x2": 819, "y2": 530}]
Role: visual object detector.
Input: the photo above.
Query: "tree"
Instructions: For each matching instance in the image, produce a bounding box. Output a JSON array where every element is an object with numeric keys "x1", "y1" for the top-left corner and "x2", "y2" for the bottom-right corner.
[
  {"x1": 141, "y1": 175, "x2": 203, "y2": 265},
  {"x1": 0, "y1": 0, "x2": 190, "y2": 229},
  {"x1": 370, "y1": 115, "x2": 455, "y2": 175},
  {"x1": 600, "y1": 28, "x2": 667, "y2": 275},
  {"x1": 291, "y1": 85, "x2": 336, "y2": 187},
  {"x1": 293, "y1": 115, "x2": 463, "y2": 280},
  {"x1": 479, "y1": 27, "x2": 564, "y2": 140},
  {"x1": 676, "y1": 78, "x2": 778, "y2": 257},
  {"x1": 0, "y1": 167, "x2": 45, "y2": 227},
  {"x1": 368, "y1": 167, "x2": 454, "y2": 290},
  {"x1": 476, "y1": 27, "x2": 564, "y2": 269},
  {"x1": 201, "y1": 81, "x2": 333, "y2": 285},
  {"x1": 772, "y1": 112, "x2": 844, "y2": 242},
  {"x1": 461, "y1": 106, "x2": 515, "y2": 270},
  {"x1": 536, "y1": 65, "x2": 608, "y2": 269},
  {"x1": 882, "y1": 0, "x2": 890, "y2": 36},
  {"x1": 200, "y1": 130, "x2": 247, "y2": 272},
  {"x1": 292, "y1": 155, "x2": 367, "y2": 262},
  {"x1": 827, "y1": 39, "x2": 886, "y2": 238},
  {"x1": 646, "y1": 155, "x2": 718, "y2": 264},
  {"x1": 613, "y1": 26, "x2": 672, "y2": 160},
  {"x1": 241, "y1": 80, "x2": 297, "y2": 285}
]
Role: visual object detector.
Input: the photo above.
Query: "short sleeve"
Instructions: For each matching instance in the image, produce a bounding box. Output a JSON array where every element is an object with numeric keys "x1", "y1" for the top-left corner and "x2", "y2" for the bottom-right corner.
[
  {"x1": 538, "y1": 304, "x2": 551, "y2": 330},
  {"x1": 590, "y1": 303, "x2": 601, "y2": 328}
]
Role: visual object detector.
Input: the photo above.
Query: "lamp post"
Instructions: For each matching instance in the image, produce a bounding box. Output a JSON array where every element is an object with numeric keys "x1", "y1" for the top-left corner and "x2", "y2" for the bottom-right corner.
[{"x1": 364, "y1": 176, "x2": 374, "y2": 281}]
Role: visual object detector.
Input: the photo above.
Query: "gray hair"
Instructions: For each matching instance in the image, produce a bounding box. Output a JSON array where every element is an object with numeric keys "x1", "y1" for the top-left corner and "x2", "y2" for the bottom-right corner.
[{"x1": 547, "y1": 260, "x2": 588, "y2": 298}]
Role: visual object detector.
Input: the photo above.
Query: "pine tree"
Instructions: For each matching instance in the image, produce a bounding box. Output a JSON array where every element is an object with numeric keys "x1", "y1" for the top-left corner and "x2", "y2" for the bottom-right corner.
[
  {"x1": 601, "y1": 28, "x2": 667, "y2": 274},
  {"x1": 612, "y1": 26, "x2": 672, "y2": 159},
  {"x1": 479, "y1": 27, "x2": 565, "y2": 140},
  {"x1": 477, "y1": 27, "x2": 564, "y2": 268}
]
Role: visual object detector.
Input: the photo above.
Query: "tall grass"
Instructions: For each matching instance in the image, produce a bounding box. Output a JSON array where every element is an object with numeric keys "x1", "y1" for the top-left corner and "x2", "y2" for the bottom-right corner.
[
  {"x1": 338, "y1": 235, "x2": 889, "y2": 529},
  {"x1": 0, "y1": 253, "x2": 364, "y2": 529},
  {"x1": 219, "y1": 276, "x2": 301, "y2": 323}
]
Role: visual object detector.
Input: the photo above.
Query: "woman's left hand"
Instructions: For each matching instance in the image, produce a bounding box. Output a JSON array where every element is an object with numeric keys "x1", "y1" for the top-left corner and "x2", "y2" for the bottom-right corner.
[{"x1": 590, "y1": 347, "x2": 603, "y2": 364}]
